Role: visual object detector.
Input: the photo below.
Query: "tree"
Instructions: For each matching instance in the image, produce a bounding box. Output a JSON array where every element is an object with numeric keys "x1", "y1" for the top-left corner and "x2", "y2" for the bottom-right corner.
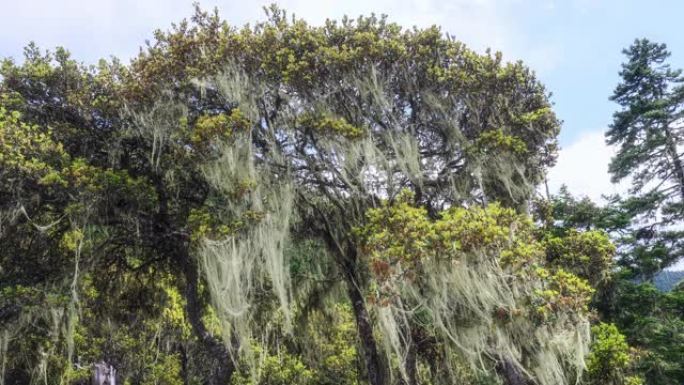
[
  {"x1": 1, "y1": 34, "x2": 237, "y2": 385},
  {"x1": 123, "y1": 7, "x2": 560, "y2": 385},
  {"x1": 603, "y1": 40, "x2": 684, "y2": 384},
  {"x1": 583, "y1": 323, "x2": 642, "y2": 385},
  {"x1": 609, "y1": 39, "x2": 684, "y2": 199},
  {"x1": 1, "y1": 6, "x2": 578, "y2": 385},
  {"x1": 610, "y1": 282, "x2": 684, "y2": 385},
  {"x1": 534, "y1": 189, "x2": 683, "y2": 385},
  {"x1": 607, "y1": 39, "x2": 684, "y2": 276}
]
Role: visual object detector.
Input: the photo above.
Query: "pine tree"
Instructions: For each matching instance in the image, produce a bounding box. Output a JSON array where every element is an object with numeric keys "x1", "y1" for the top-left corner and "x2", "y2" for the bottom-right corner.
[
  {"x1": 608, "y1": 39, "x2": 684, "y2": 198},
  {"x1": 607, "y1": 39, "x2": 684, "y2": 276}
]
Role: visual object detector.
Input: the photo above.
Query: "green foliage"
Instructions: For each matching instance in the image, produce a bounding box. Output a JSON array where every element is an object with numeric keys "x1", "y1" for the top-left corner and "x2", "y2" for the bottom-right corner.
[
  {"x1": 191, "y1": 108, "x2": 250, "y2": 150},
  {"x1": 535, "y1": 187, "x2": 684, "y2": 385},
  {"x1": 361, "y1": 191, "x2": 595, "y2": 313},
  {"x1": 543, "y1": 229, "x2": 615, "y2": 286},
  {"x1": 297, "y1": 112, "x2": 365, "y2": 139},
  {"x1": 231, "y1": 346, "x2": 313, "y2": 385},
  {"x1": 0, "y1": 5, "x2": 576, "y2": 385},
  {"x1": 301, "y1": 304, "x2": 360, "y2": 385},
  {"x1": 533, "y1": 267, "x2": 595, "y2": 319},
  {"x1": 69, "y1": 274, "x2": 191, "y2": 385},
  {"x1": 608, "y1": 39, "x2": 684, "y2": 190},
  {"x1": 0, "y1": 107, "x2": 67, "y2": 177},
  {"x1": 473, "y1": 129, "x2": 528, "y2": 155},
  {"x1": 584, "y1": 323, "x2": 642, "y2": 385},
  {"x1": 605, "y1": 38, "x2": 684, "y2": 275},
  {"x1": 142, "y1": 354, "x2": 184, "y2": 385},
  {"x1": 533, "y1": 186, "x2": 631, "y2": 235},
  {"x1": 609, "y1": 282, "x2": 684, "y2": 385},
  {"x1": 360, "y1": 191, "x2": 593, "y2": 385}
]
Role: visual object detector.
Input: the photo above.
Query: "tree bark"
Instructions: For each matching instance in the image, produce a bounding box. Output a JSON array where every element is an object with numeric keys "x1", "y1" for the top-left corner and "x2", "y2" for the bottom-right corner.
[
  {"x1": 179, "y1": 250, "x2": 234, "y2": 385},
  {"x1": 178, "y1": 344, "x2": 190, "y2": 385},
  {"x1": 403, "y1": 336, "x2": 418, "y2": 385},
  {"x1": 496, "y1": 359, "x2": 530, "y2": 385},
  {"x1": 151, "y1": 171, "x2": 233, "y2": 385},
  {"x1": 345, "y1": 269, "x2": 388, "y2": 385},
  {"x1": 304, "y1": 198, "x2": 388, "y2": 385}
]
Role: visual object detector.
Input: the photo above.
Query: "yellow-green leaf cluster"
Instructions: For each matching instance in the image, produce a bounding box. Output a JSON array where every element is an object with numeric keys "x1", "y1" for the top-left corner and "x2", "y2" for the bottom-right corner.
[
  {"x1": 583, "y1": 323, "x2": 643, "y2": 385},
  {"x1": 360, "y1": 190, "x2": 594, "y2": 321},
  {"x1": 191, "y1": 108, "x2": 250, "y2": 150},
  {"x1": 473, "y1": 129, "x2": 528, "y2": 155},
  {"x1": 544, "y1": 229, "x2": 615, "y2": 286},
  {"x1": 297, "y1": 112, "x2": 364, "y2": 140}
]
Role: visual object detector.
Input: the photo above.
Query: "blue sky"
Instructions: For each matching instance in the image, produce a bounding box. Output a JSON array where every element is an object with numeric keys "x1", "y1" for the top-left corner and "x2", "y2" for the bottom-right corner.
[{"x1": 2, "y1": 0, "x2": 683, "y2": 201}]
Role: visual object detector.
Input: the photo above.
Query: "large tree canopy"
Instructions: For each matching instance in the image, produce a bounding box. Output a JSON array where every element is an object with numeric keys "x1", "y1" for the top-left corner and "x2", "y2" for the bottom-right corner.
[{"x1": 0, "y1": 6, "x2": 617, "y2": 385}]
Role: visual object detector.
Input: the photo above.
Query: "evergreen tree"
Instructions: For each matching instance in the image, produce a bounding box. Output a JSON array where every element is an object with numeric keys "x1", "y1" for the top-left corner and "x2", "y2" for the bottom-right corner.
[{"x1": 607, "y1": 39, "x2": 684, "y2": 276}]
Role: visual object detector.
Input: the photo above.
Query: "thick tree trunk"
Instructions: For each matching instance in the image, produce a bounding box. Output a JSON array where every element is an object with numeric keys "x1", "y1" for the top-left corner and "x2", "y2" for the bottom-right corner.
[
  {"x1": 152, "y1": 173, "x2": 233, "y2": 385},
  {"x1": 179, "y1": 252, "x2": 234, "y2": 385},
  {"x1": 313, "y1": 206, "x2": 388, "y2": 385},
  {"x1": 345, "y1": 270, "x2": 387, "y2": 385}
]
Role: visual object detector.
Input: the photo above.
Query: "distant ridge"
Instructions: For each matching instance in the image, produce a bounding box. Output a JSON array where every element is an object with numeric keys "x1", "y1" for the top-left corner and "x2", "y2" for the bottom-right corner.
[{"x1": 653, "y1": 270, "x2": 684, "y2": 291}]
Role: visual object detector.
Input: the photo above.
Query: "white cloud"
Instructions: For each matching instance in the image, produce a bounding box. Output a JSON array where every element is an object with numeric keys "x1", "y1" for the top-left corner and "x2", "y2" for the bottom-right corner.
[{"x1": 546, "y1": 130, "x2": 626, "y2": 202}]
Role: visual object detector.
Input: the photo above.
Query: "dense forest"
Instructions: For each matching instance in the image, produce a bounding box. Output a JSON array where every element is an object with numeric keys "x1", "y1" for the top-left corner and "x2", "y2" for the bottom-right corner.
[{"x1": 0, "y1": 6, "x2": 682, "y2": 385}]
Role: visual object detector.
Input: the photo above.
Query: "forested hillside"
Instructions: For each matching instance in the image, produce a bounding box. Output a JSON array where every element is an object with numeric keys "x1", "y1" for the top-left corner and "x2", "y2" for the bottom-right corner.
[
  {"x1": 652, "y1": 271, "x2": 684, "y2": 291},
  {"x1": 0, "y1": 6, "x2": 682, "y2": 385}
]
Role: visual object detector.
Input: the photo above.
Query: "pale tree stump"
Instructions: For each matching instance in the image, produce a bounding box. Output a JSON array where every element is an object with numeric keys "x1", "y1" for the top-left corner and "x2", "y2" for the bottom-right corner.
[{"x1": 92, "y1": 362, "x2": 116, "y2": 385}]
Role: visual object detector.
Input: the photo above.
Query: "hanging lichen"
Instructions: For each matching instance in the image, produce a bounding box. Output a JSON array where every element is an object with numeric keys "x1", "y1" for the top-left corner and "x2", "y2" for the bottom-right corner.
[
  {"x1": 191, "y1": 69, "x2": 297, "y2": 379},
  {"x1": 358, "y1": 191, "x2": 593, "y2": 385}
]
